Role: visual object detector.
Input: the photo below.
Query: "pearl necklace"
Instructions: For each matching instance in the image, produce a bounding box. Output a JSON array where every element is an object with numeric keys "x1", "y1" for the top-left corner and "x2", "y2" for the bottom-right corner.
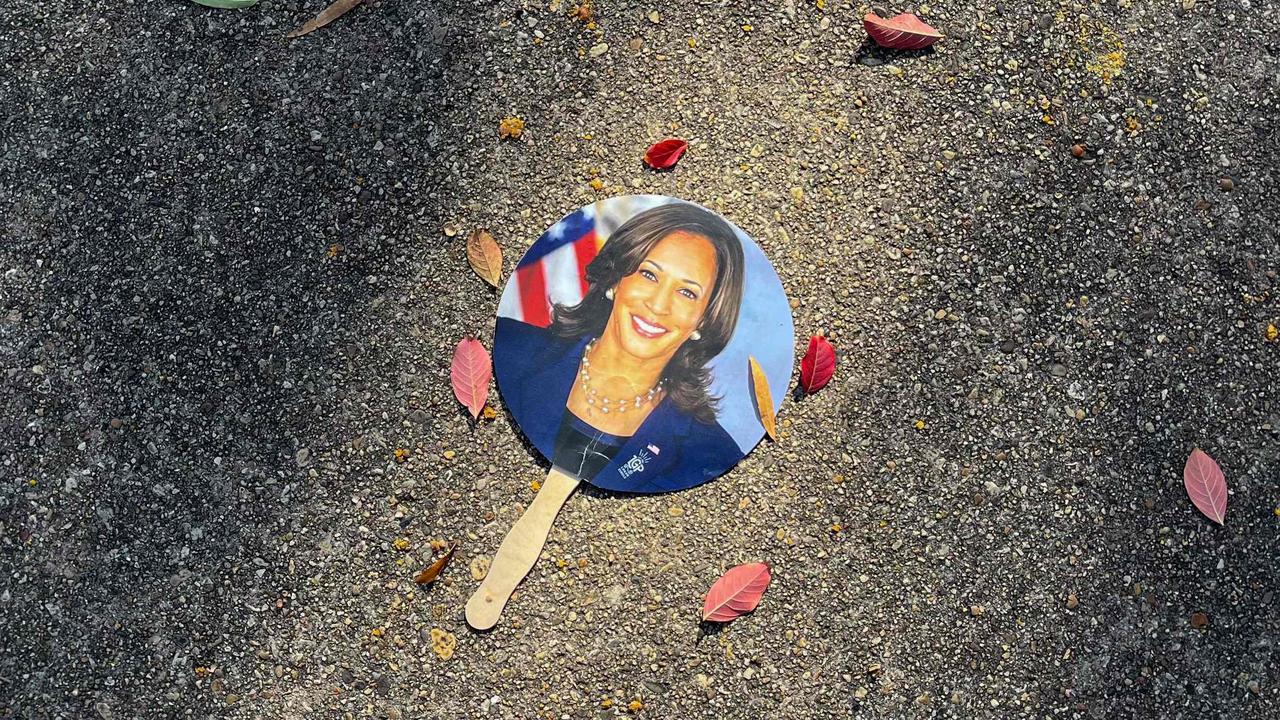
[{"x1": 578, "y1": 338, "x2": 663, "y2": 415}]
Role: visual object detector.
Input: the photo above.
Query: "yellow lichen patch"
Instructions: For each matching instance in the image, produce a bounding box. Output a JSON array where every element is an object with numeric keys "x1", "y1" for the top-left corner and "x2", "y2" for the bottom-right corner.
[
  {"x1": 499, "y1": 117, "x2": 525, "y2": 140},
  {"x1": 1077, "y1": 20, "x2": 1125, "y2": 86},
  {"x1": 430, "y1": 628, "x2": 457, "y2": 660}
]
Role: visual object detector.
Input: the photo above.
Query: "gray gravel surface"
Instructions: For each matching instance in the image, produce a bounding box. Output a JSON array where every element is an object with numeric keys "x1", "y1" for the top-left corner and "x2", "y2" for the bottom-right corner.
[{"x1": 2, "y1": 1, "x2": 1278, "y2": 718}]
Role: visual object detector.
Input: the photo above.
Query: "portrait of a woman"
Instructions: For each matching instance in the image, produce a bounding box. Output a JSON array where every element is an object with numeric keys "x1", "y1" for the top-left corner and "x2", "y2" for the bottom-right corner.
[{"x1": 494, "y1": 202, "x2": 747, "y2": 494}]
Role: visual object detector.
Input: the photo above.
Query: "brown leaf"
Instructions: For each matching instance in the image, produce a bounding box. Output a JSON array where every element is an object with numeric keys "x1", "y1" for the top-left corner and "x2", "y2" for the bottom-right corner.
[
  {"x1": 748, "y1": 356, "x2": 777, "y2": 441},
  {"x1": 1190, "y1": 611, "x2": 1209, "y2": 629},
  {"x1": 466, "y1": 229, "x2": 503, "y2": 287},
  {"x1": 287, "y1": 0, "x2": 363, "y2": 38},
  {"x1": 414, "y1": 543, "x2": 457, "y2": 585}
]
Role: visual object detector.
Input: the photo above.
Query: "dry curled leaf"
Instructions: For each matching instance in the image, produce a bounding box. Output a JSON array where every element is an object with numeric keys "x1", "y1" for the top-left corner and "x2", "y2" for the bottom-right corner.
[
  {"x1": 643, "y1": 138, "x2": 689, "y2": 170},
  {"x1": 748, "y1": 356, "x2": 777, "y2": 441},
  {"x1": 498, "y1": 117, "x2": 525, "y2": 140},
  {"x1": 702, "y1": 562, "x2": 771, "y2": 622},
  {"x1": 863, "y1": 12, "x2": 943, "y2": 50},
  {"x1": 1183, "y1": 448, "x2": 1227, "y2": 525},
  {"x1": 287, "y1": 0, "x2": 363, "y2": 39},
  {"x1": 800, "y1": 336, "x2": 836, "y2": 394},
  {"x1": 414, "y1": 543, "x2": 457, "y2": 585},
  {"x1": 451, "y1": 338, "x2": 492, "y2": 419},
  {"x1": 466, "y1": 229, "x2": 503, "y2": 287}
]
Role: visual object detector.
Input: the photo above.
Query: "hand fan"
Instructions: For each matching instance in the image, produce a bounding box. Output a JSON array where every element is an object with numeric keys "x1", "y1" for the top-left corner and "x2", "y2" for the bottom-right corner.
[{"x1": 466, "y1": 195, "x2": 794, "y2": 629}]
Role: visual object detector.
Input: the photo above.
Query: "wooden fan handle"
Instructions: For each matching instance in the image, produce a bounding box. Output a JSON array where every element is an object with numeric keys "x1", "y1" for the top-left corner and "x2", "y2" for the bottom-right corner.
[{"x1": 465, "y1": 468, "x2": 579, "y2": 630}]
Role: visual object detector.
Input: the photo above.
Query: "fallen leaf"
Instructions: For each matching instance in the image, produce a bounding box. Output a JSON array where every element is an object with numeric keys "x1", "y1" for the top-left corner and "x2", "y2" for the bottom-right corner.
[
  {"x1": 799, "y1": 336, "x2": 836, "y2": 394},
  {"x1": 451, "y1": 338, "x2": 492, "y2": 419},
  {"x1": 748, "y1": 356, "x2": 777, "y2": 441},
  {"x1": 414, "y1": 543, "x2": 457, "y2": 585},
  {"x1": 466, "y1": 229, "x2": 503, "y2": 287},
  {"x1": 702, "y1": 562, "x2": 771, "y2": 622},
  {"x1": 1183, "y1": 448, "x2": 1227, "y2": 525},
  {"x1": 1190, "y1": 611, "x2": 1209, "y2": 629},
  {"x1": 643, "y1": 138, "x2": 689, "y2": 170},
  {"x1": 1266, "y1": 323, "x2": 1278, "y2": 342},
  {"x1": 570, "y1": 2, "x2": 593, "y2": 21},
  {"x1": 499, "y1": 117, "x2": 525, "y2": 140},
  {"x1": 287, "y1": 0, "x2": 362, "y2": 38},
  {"x1": 190, "y1": 0, "x2": 260, "y2": 8},
  {"x1": 863, "y1": 12, "x2": 943, "y2": 50}
]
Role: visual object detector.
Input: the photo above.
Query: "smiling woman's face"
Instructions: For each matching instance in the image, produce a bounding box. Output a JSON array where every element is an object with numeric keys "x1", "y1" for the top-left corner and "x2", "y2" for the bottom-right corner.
[{"x1": 605, "y1": 230, "x2": 719, "y2": 363}]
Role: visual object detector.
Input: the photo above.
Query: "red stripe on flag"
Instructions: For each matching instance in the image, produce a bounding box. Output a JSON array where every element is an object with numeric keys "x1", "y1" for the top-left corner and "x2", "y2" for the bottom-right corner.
[
  {"x1": 516, "y1": 263, "x2": 552, "y2": 327},
  {"x1": 573, "y1": 229, "x2": 599, "y2": 297}
]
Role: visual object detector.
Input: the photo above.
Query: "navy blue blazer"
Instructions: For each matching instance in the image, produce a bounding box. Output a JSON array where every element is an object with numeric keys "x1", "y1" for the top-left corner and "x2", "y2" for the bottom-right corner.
[{"x1": 493, "y1": 316, "x2": 744, "y2": 494}]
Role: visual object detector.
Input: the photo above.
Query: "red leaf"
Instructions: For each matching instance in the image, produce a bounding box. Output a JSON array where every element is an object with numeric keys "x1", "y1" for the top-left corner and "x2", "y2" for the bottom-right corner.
[
  {"x1": 644, "y1": 138, "x2": 689, "y2": 170},
  {"x1": 799, "y1": 336, "x2": 835, "y2": 394},
  {"x1": 1183, "y1": 448, "x2": 1227, "y2": 525},
  {"x1": 451, "y1": 338, "x2": 491, "y2": 419},
  {"x1": 863, "y1": 12, "x2": 943, "y2": 51},
  {"x1": 702, "y1": 562, "x2": 771, "y2": 622}
]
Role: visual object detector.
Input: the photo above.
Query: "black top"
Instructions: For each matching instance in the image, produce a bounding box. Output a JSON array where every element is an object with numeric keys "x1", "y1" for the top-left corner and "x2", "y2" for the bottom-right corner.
[{"x1": 551, "y1": 411, "x2": 630, "y2": 482}]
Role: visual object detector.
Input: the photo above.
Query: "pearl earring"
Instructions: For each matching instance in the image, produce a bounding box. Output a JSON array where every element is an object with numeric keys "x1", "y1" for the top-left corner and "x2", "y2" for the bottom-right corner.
[
  {"x1": 605, "y1": 288, "x2": 615, "y2": 300},
  {"x1": 690, "y1": 330, "x2": 701, "y2": 341}
]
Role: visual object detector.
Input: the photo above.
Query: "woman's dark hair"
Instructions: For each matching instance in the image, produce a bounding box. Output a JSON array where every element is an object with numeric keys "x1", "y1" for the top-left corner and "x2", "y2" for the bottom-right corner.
[{"x1": 550, "y1": 202, "x2": 746, "y2": 425}]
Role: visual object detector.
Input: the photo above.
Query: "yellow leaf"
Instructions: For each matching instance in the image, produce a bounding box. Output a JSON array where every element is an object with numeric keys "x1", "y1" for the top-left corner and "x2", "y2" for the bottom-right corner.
[
  {"x1": 748, "y1": 356, "x2": 777, "y2": 441},
  {"x1": 914, "y1": 420, "x2": 926, "y2": 430},
  {"x1": 394, "y1": 447, "x2": 410, "y2": 463},
  {"x1": 393, "y1": 537, "x2": 411, "y2": 551},
  {"x1": 601, "y1": 698, "x2": 614, "y2": 708},
  {"x1": 1266, "y1": 323, "x2": 1278, "y2": 342},
  {"x1": 481, "y1": 405, "x2": 497, "y2": 420},
  {"x1": 628, "y1": 700, "x2": 643, "y2": 712},
  {"x1": 498, "y1": 116, "x2": 525, "y2": 140},
  {"x1": 530, "y1": 479, "x2": 542, "y2": 492},
  {"x1": 466, "y1": 228, "x2": 503, "y2": 287},
  {"x1": 588, "y1": 178, "x2": 604, "y2": 191}
]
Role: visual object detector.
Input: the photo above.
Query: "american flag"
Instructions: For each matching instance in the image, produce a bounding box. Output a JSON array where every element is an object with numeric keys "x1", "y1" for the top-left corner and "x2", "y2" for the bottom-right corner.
[{"x1": 498, "y1": 197, "x2": 670, "y2": 327}]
